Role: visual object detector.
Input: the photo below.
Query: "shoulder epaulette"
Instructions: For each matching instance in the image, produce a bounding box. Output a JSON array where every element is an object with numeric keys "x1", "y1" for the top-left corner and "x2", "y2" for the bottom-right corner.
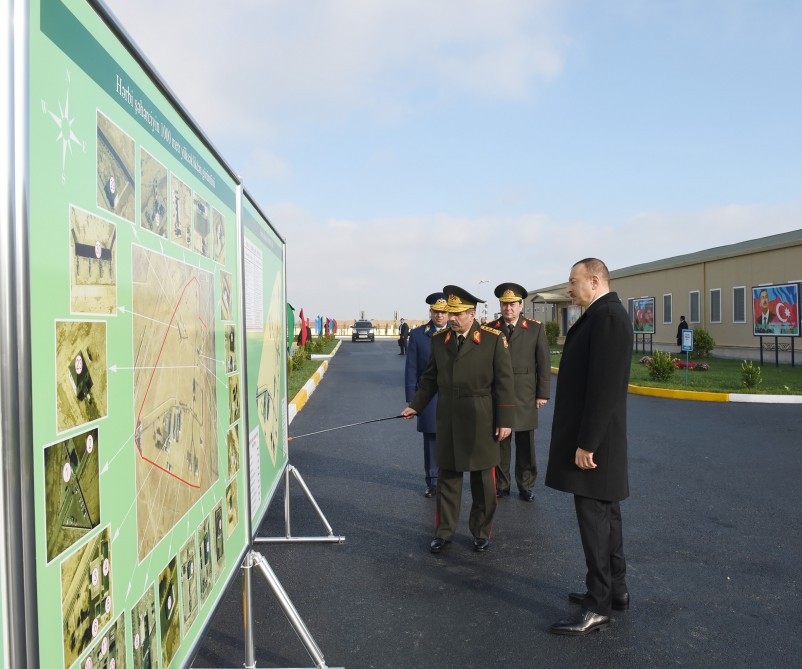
[
  {"x1": 433, "y1": 328, "x2": 449, "y2": 337},
  {"x1": 480, "y1": 325, "x2": 502, "y2": 336}
]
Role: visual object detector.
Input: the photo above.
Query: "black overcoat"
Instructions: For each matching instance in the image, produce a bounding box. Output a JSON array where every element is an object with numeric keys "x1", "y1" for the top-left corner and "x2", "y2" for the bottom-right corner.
[
  {"x1": 545, "y1": 292, "x2": 633, "y2": 501},
  {"x1": 488, "y1": 317, "x2": 550, "y2": 430},
  {"x1": 408, "y1": 321, "x2": 515, "y2": 472}
]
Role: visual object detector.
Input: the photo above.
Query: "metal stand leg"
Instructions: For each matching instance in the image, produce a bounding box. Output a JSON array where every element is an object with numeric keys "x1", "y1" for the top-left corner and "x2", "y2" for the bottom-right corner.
[
  {"x1": 251, "y1": 551, "x2": 330, "y2": 668},
  {"x1": 243, "y1": 553, "x2": 256, "y2": 669},
  {"x1": 195, "y1": 550, "x2": 343, "y2": 669},
  {"x1": 255, "y1": 466, "x2": 345, "y2": 544}
]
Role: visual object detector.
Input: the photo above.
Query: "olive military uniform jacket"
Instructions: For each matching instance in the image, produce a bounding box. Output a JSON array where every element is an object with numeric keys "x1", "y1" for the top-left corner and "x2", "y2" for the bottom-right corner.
[
  {"x1": 545, "y1": 292, "x2": 633, "y2": 502},
  {"x1": 488, "y1": 317, "x2": 550, "y2": 430},
  {"x1": 408, "y1": 320, "x2": 516, "y2": 472}
]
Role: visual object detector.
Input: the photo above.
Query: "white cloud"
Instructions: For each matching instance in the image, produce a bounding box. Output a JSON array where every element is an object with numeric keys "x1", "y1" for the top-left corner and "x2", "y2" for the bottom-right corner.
[
  {"x1": 276, "y1": 202, "x2": 802, "y2": 319},
  {"x1": 105, "y1": 0, "x2": 568, "y2": 141}
]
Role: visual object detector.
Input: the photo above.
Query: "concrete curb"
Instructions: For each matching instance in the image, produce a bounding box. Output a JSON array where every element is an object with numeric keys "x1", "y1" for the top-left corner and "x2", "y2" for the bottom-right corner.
[
  {"x1": 550, "y1": 366, "x2": 802, "y2": 404},
  {"x1": 288, "y1": 340, "x2": 342, "y2": 424}
]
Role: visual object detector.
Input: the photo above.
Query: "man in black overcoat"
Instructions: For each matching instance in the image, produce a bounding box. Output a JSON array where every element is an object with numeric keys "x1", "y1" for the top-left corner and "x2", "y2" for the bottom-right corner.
[
  {"x1": 402, "y1": 285, "x2": 515, "y2": 554},
  {"x1": 546, "y1": 258, "x2": 634, "y2": 636}
]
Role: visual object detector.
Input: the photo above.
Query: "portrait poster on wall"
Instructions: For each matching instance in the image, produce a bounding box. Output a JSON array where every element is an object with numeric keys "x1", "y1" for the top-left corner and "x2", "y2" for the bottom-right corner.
[
  {"x1": 752, "y1": 284, "x2": 800, "y2": 337},
  {"x1": 632, "y1": 297, "x2": 656, "y2": 334}
]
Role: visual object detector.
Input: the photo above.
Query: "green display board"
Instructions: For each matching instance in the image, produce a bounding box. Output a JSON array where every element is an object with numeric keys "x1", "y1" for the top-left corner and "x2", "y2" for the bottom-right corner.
[
  {"x1": 29, "y1": 1, "x2": 249, "y2": 666},
  {"x1": 242, "y1": 194, "x2": 289, "y2": 528}
]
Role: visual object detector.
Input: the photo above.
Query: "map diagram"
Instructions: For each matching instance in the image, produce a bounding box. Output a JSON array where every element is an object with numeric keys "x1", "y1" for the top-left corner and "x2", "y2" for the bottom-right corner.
[{"x1": 132, "y1": 245, "x2": 218, "y2": 559}]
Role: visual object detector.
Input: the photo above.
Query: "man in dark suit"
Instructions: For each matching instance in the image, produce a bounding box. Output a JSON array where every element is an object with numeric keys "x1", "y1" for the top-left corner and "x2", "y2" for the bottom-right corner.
[
  {"x1": 398, "y1": 318, "x2": 410, "y2": 355},
  {"x1": 488, "y1": 283, "x2": 550, "y2": 502},
  {"x1": 404, "y1": 293, "x2": 450, "y2": 497},
  {"x1": 546, "y1": 258, "x2": 633, "y2": 636},
  {"x1": 676, "y1": 315, "x2": 689, "y2": 352},
  {"x1": 402, "y1": 285, "x2": 515, "y2": 554},
  {"x1": 755, "y1": 288, "x2": 776, "y2": 333}
]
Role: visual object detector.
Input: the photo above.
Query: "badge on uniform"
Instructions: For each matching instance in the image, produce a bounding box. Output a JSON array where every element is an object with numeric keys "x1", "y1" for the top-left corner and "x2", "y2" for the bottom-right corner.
[
  {"x1": 444, "y1": 331, "x2": 452, "y2": 345},
  {"x1": 473, "y1": 331, "x2": 481, "y2": 345}
]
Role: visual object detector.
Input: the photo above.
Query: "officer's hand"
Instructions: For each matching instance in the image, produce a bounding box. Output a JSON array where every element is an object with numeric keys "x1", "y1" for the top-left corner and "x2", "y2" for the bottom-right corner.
[
  {"x1": 496, "y1": 427, "x2": 511, "y2": 441},
  {"x1": 575, "y1": 447, "x2": 597, "y2": 470},
  {"x1": 535, "y1": 398, "x2": 548, "y2": 409},
  {"x1": 401, "y1": 407, "x2": 417, "y2": 419}
]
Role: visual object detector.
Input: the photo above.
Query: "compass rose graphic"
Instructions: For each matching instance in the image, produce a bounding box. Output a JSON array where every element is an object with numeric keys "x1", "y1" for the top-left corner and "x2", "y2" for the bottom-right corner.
[{"x1": 41, "y1": 70, "x2": 85, "y2": 183}]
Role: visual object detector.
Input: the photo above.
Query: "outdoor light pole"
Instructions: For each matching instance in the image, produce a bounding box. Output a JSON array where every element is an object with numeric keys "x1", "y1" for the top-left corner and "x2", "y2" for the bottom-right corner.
[{"x1": 478, "y1": 279, "x2": 489, "y2": 320}]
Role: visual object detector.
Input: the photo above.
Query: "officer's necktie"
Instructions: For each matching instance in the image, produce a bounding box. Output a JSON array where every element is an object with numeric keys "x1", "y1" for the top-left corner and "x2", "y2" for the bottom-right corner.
[
  {"x1": 507, "y1": 323, "x2": 514, "y2": 341},
  {"x1": 457, "y1": 334, "x2": 465, "y2": 350}
]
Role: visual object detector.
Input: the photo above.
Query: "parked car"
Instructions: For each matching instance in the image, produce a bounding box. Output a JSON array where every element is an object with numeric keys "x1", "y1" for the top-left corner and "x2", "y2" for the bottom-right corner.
[{"x1": 352, "y1": 320, "x2": 375, "y2": 342}]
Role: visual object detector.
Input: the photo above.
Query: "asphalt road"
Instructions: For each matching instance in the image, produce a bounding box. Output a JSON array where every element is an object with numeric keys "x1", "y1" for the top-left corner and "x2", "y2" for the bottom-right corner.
[{"x1": 192, "y1": 339, "x2": 802, "y2": 669}]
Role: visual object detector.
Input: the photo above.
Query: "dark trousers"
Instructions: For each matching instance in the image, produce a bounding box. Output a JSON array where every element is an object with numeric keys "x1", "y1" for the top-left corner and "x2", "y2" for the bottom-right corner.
[
  {"x1": 574, "y1": 495, "x2": 627, "y2": 616},
  {"x1": 435, "y1": 468, "x2": 497, "y2": 541},
  {"x1": 422, "y1": 432, "x2": 438, "y2": 488},
  {"x1": 496, "y1": 429, "x2": 537, "y2": 493},
  {"x1": 399, "y1": 337, "x2": 408, "y2": 354}
]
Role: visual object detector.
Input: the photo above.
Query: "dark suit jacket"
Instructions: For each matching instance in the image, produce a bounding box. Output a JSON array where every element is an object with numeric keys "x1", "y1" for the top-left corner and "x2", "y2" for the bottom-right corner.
[
  {"x1": 488, "y1": 318, "x2": 550, "y2": 430},
  {"x1": 404, "y1": 321, "x2": 439, "y2": 433},
  {"x1": 545, "y1": 292, "x2": 633, "y2": 502},
  {"x1": 409, "y1": 321, "x2": 515, "y2": 472}
]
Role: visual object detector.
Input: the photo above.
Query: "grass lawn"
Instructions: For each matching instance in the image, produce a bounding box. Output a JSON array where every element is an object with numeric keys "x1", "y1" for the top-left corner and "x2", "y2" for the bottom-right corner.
[
  {"x1": 288, "y1": 338, "x2": 340, "y2": 399},
  {"x1": 550, "y1": 346, "x2": 802, "y2": 395}
]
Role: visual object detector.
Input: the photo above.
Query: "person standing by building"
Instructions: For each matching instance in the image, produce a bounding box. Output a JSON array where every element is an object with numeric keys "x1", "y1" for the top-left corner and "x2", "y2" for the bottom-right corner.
[
  {"x1": 676, "y1": 315, "x2": 689, "y2": 353},
  {"x1": 546, "y1": 258, "x2": 633, "y2": 636},
  {"x1": 398, "y1": 318, "x2": 410, "y2": 355},
  {"x1": 402, "y1": 285, "x2": 515, "y2": 553},
  {"x1": 488, "y1": 283, "x2": 550, "y2": 502},
  {"x1": 404, "y1": 293, "x2": 450, "y2": 497}
]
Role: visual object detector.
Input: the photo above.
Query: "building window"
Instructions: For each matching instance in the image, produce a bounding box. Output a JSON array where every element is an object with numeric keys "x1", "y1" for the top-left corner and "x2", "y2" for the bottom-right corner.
[
  {"x1": 733, "y1": 286, "x2": 746, "y2": 323},
  {"x1": 710, "y1": 288, "x2": 721, "y2": 323},
  {"x1": 663, "y1": 294, "x2": 672, "y2": 324},
  {"x1": 690, "y1": 291, "x2": 700, "y2": 323}
]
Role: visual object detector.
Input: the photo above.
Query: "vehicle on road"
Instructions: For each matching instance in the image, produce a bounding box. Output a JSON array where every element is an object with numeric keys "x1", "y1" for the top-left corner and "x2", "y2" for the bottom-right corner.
[{"x1": 352, "y1": 320, "x2": 375, "y2": 342}]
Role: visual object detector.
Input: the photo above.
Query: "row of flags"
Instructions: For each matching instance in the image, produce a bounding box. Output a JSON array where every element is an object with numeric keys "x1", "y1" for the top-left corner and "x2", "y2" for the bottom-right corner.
[{"x1": 292, "y1": 307, "x2": 338, "y2": 348}]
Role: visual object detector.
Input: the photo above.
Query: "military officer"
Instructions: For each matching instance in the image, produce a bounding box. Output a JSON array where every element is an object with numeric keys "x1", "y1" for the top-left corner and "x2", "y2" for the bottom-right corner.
[
  {"x1": 402, "y1": 285, "x2": 515, "y2": 553},
  {"x1": 404, "y1": 293, "x2": 450, "y2": 497},
  {"x1": 489, "y1": 283, "x2": 550, "y2": 502}
]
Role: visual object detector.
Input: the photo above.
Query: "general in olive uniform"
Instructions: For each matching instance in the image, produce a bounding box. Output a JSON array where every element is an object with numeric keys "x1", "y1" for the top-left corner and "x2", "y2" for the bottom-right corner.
[
  {"x1": 488, "y1": 282, "x2": 551, "y2": 501},
  {"x1": 402, "y1": 286, "x2": 516, "y2": 553}
]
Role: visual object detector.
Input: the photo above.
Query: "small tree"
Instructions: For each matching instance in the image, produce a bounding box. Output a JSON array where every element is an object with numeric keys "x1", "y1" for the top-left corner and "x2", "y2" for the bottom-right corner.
[
  {"x1": 691, "y1": 328, "x2": 715, "y2": 358},
  {"x1": 648, "y1": 350, "x2": 676, "y2": 382},
  {"x1": 545, "y1": 321, "x2": 560, "y2": 346}
]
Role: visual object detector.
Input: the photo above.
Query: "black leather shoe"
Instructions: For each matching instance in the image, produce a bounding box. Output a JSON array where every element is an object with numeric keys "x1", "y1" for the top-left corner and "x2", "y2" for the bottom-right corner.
[
  {"x1": 496, "y1": 489, "x2": 510, "y2": 498},
  {"x1": 424, "y1": 486, "x2": 436, "y2": 498},
  {"x1": 473, "y1": 538, "x2": 490, "y2": 552},
  {"x1": 429, "y1": 537, "x2": 449, "y2": 554},
  {"x1": 569, "y1": 591, "x2": 630, "y2": 610},
  {"x1": 549, "y1": 609, "x2": 611, "y2": 636},
  {"x1": 518, "y1": 490, "x2": 535, "y2": 502}
]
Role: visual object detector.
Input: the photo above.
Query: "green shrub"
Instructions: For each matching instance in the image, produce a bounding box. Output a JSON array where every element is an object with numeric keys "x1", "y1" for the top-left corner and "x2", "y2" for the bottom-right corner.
[
  {"x1": 740, "y1": 360, "x2": 762, "y2": 389},
  {"x1": 545, "y1": 321, "x2": 560, "y2": 346},
  {"x1": 648, "y1": 350, "x2": 677, "y2": 382},
  {"x1": 691, "y1": 328, "x2": 715, "y2": 358},
  {"x1": 290, "y1": 345, "x2": 310, "y2": 373}
]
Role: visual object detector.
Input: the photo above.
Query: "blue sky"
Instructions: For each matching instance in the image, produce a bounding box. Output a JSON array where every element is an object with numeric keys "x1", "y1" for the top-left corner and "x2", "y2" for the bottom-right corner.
[{"x1": 105, "y1": 0, "x2": 802, "y2": 320}]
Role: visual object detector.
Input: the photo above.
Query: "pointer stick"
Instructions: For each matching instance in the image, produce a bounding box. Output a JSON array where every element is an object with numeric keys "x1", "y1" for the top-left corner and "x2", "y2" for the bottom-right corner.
[{"x1": 288, "y1": 415, "x2": 404, "y2": 441}]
